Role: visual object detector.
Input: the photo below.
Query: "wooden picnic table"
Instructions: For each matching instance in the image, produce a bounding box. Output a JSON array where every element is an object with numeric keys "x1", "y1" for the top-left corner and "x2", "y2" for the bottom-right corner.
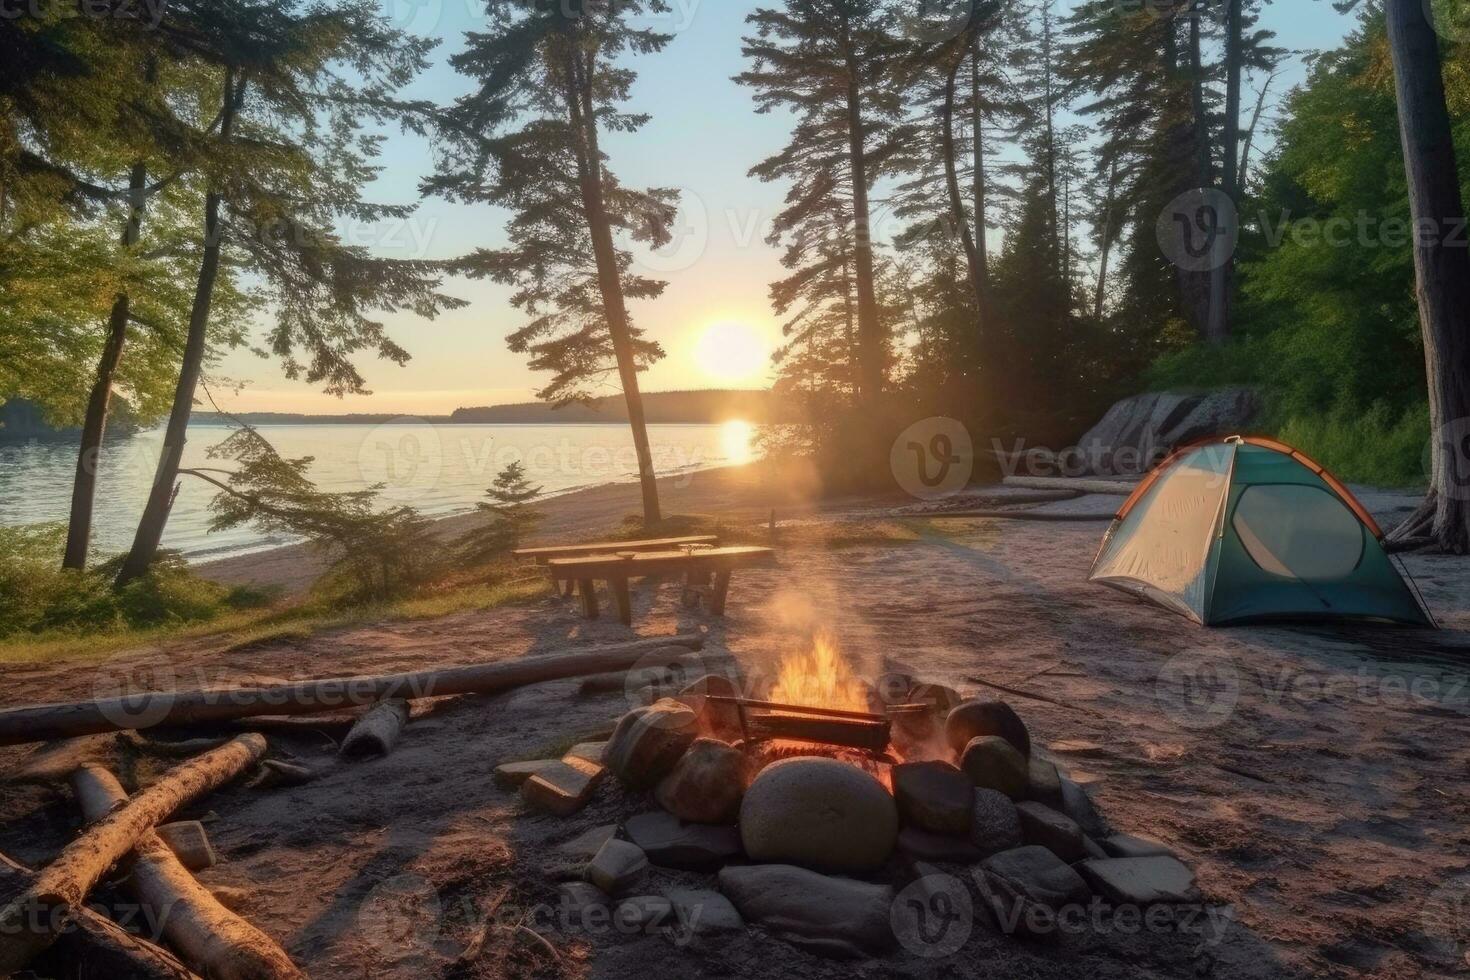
[
  {"x1": 513, "y1": 534, "x2": 720, "y2": 563},
  {"x1": 515, "y1": 535, "x2": 722, "y2": 597},
  {"x1": 548, "y1": 546, "x2": 777, "y2": 625}
]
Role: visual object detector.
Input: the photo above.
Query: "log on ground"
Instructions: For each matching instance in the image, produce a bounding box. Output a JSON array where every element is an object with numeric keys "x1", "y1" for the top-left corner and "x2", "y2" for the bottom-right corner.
[
  {"x1": 0, "y1": 733, "x2": 267, "y2": 973},
  {"x1": 0, "y1": 633, "x2": 707, "y2": 747},
  {"x1": 339, "y1": 699, "x2": 409, "y2": 758},
  {"x1": 0, "y1": 852, "x2": 200, "y2": 980},
  {"x1": 71, "y1": 765, "x2": 305, "y2": 980}
]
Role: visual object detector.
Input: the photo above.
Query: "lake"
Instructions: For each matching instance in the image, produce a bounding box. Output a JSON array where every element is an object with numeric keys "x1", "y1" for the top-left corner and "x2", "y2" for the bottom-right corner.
[{"x1": 0, "y1": 421, "x2": 757, "y2": 561}]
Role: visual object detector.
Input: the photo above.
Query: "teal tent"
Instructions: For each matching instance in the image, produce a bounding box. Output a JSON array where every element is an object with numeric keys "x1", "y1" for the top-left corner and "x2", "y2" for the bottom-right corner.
[{"x1": 1089, "y1": 436, "x2": 1435, "y2": 627}]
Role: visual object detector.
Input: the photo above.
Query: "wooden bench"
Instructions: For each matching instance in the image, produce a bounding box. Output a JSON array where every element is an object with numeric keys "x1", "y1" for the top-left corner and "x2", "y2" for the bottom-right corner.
[
  {"x1": 515, "y1": 535, "x2": 721, "y2": 596},
  {"x1": 548, "y1": 546, "x2": 777, "y2": 625}
]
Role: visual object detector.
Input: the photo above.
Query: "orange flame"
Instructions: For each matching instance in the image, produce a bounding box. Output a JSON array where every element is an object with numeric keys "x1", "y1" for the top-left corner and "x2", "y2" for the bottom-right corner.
[{"x1": 766, "y1": 631, "x2": 870, "y2": 712}]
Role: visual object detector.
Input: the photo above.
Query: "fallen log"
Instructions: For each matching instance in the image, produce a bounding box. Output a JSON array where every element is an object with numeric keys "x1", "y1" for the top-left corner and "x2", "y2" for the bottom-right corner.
[
  {"x1": 72, "y1": 765, "x2": 306, "y2": 980},
  {"x1": 0, "y1": 852, "x2": 200, "y2": 980},
  {"x1": 0, "y1": 734, "x2": 267, "y2": 973},
  {"x1": 922, "y1": 509, "x2": 1115, "y2": 522},
  {"x1": 338, "y1": 699, "x2": 409, "y2": 758},
  {"x1": 0, "y1": 633, "x2": 706, "y2": 747},
  {"x1": 1001, "y1": 475, "x2": 1138, "y2": 495}
]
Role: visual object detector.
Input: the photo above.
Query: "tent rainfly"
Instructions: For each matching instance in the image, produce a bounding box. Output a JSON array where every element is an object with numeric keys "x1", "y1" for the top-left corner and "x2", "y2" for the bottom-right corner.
[{"x1": 1089, "y1": 436, "x2": 1435, "y2": 627}]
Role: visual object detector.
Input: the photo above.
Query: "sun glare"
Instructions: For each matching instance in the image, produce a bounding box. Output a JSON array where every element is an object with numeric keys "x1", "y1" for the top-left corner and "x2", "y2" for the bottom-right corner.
[
  {"x1": 720, "y1": 419, "x2": 756, "y2": 465},
  {"x1": 693, "y1": 320, "x2": 769, "y2": 385}
]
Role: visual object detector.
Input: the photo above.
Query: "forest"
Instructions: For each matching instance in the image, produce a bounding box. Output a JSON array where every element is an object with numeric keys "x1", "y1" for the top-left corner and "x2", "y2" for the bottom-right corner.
[{"x1": 2, "y1": 0, "x2": 1469, "y2": 642}]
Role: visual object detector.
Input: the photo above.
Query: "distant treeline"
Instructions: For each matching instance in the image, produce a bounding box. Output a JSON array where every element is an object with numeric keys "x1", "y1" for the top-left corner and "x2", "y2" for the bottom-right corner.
[
  {"x1": 0, "y1": 399, "x2": 137, "y2": 443},
  {"x1": 184, "y1": 390, "x2": 796, "y2": 428}
]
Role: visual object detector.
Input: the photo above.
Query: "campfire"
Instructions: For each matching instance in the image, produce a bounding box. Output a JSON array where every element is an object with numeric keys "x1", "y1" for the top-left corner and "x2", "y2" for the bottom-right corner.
[{"x1": 494, "y1": 634, "x2": 1199, "y2": 960}]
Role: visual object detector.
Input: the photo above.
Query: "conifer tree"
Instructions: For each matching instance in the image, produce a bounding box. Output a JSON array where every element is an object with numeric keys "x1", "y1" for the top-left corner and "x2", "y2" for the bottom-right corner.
[
  {"x1": 459, "y1": 461, "x2": 544, "y2": 563},
  {"x1": 115, "y1": 0, "x2": 463, "y2": 586},
  {"x1": 426, "y1": 0, "x2": 678, "y2": 527},
  {"x1": 737, "y1": 0, "x2": 914, "y2": 405}
]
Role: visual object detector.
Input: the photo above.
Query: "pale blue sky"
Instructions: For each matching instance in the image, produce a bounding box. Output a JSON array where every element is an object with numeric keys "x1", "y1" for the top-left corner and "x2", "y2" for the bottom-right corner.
[{"x1": 216, "y1": 0, "x2": 1357, "y2": 415}]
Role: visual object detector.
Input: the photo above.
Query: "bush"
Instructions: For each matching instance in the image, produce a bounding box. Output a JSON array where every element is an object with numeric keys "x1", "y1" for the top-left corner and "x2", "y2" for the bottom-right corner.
[
  {"x1": 1277, "y1": 402, "x2": 1428, "y2": 488},
  {"x1": 0, "y1": 525, "x2": 233, "y2": 639}
]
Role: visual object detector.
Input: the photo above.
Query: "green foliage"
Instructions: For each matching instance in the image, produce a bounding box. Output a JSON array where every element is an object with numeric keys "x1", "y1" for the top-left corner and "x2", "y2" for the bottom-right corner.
[
  {"x1": 1276, "y1": 402, "x2": 1428, "y2": 487},
  {"x1": 427, "y1": 1, "x2": 673, "y2": 406},
  {"x1": 199, "y1": 427, "x2": 442, "y2": 602},
  {"x1": 458, "y1": 462, "x2": 544, "y2": 564},
  {"x1": 0, "y1": 525, "x2": 235, "y2": 638}
]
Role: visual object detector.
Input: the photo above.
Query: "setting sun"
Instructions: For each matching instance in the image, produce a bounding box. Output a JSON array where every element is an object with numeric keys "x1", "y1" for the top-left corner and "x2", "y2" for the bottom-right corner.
[{"x1": 692, "y1": 320, "x2": 770, "y2": 386}]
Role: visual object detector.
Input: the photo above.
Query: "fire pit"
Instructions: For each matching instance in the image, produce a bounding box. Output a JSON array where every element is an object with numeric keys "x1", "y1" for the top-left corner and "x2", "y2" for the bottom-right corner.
[{"x1": 500, "y1": 634, "x2": 1202, "y2": 960}]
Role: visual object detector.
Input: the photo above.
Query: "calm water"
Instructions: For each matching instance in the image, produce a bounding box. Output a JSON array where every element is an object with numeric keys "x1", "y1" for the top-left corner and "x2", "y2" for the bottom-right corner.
[{"x1": 0, "y1": 421, "x2": 756, "y2": 561}]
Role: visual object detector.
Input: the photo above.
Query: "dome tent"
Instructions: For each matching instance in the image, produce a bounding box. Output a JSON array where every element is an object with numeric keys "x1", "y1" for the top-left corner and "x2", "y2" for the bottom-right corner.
[{"x1": 1089, "y1": 436, "x2": 1435, "y2": 627}]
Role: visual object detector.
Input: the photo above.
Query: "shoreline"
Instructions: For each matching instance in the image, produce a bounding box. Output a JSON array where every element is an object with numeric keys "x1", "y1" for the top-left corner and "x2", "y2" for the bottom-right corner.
[{"x1": 195, "y1": 455, "x2": 847, "y2": 594}]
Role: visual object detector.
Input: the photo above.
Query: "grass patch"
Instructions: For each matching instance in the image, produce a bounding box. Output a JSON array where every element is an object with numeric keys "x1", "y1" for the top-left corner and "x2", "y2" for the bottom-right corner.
[
  {"x1": 0, "y1": 566, "x2": 550, "y2": 666},
  {"x1": 1276, "y1": 402, "x2": 1428, "y2": 487}
]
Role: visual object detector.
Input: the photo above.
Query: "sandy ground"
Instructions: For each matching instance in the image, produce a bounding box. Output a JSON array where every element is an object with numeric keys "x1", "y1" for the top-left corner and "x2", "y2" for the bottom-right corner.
[{"x1": 2, "y1": 472, "x2": 1469, "y2": 980}]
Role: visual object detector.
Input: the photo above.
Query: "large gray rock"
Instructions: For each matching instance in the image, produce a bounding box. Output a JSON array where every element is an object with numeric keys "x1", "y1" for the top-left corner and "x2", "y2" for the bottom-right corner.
[
  {"x1": 979, "y1": 845, "x2": 1090, "y2": 939},
  {"x1": 654, "y1": 737, "x2": 746, "y2": 824},
  {"x1": 624, "y1": 811, "x2": 742, "y2": 870},
  {"x1": 604, "y1": 698, "x2": 698, "y2": 789},
  {"x1": 665, "y1": 888, "x2": 744, "y2": 937},
  {"x1": 1059, "y1": 775, "x2": 1108, "y2": 837},
  {"x1": 970, "y1": 788, "x2": 1024, "y2": 855},
  {"x1": 1078, "y1": 856, "x2": 1199, "y2": 906},
  {"x1": 1015, "y1": 801, "x2": 1086, "y2": 863},
  {"x1": 676, "y1": 673, "x2": 744, "y2": 740},
  {"x1": 586, "y1": 838, "x2": 648, "y2": 896},
  {"x1": 959, "y1": 736, "x2": 1029, "y2": 799},
  {"x1": 1026, "y1": 757, "x2": 1065, "y2": 811},
  {"x1": 946, "y1": 700, "x2": 1031, "y2": 757},
  {"x1": 1072, "y1": 388, "x2": 1259, "y2": 476},
  {"x1": 739, "y1": 757, "x2": 898, "y2": 873},
  {"x1": 892, "y1": 761, "x2": 972, "y2": 834},
  {"x1": 718, "y1": 864, "x2": 895, "y2": 958}
]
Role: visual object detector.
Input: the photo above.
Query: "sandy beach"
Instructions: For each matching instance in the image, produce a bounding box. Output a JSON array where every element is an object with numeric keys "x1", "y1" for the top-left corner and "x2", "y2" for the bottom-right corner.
[{"x1": 2, "y1": 469, "x2": 1468, "y2": 979}]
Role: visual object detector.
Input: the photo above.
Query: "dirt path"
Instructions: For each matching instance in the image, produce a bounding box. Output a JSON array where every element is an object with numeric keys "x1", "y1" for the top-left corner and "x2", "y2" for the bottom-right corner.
[{"x1": 2, "y1": 489, "x2": 1467, "y2": 979}]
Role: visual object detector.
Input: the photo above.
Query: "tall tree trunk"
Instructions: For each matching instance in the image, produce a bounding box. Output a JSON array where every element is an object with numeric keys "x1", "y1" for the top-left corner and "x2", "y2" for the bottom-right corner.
[
  {"x1": 115, "y1": 75, "x2": 241, "y2": 588},
  {"x1": 1093, "y1": 155, "x2": 1121, "y2": 321},
  {"x1": 941, "y1": 59, "x2": 985, "y2": 328},
  {"x1": 566, "y1": 48, "x2": 661, "y2": 524},
  {"x1": 1385, "y1": 0, "x2": 1470, "y2": 553},
  {"x1": 841, "y1": 24, "x2": 884, "y2": 404},
  {"x1": 63, "y1": 163, "x2": 147, "y2": 570},
  {"x1": 1041, "y1": 3, "x2": 1060, "y2": 274},
  {"x1": 1205, "y1": 0, "x2": 1244, "y2": 347},
  {"x1": 970, "y1": 45, "x2": 989, "y2": 291},
  {"x1": 1238, "y1": 71, "x2": 1276, "y2": 189}
]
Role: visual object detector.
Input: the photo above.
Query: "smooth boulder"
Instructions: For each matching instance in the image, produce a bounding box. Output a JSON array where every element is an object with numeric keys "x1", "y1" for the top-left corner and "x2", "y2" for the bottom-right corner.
[
  {"x1": 604, "y1": 698, "x2": 698, "y2": 789},
  {"x1": 959, "y1": 735, "x2": 1029, "y2": 799},
  {"x1": 970, "y1": 788, "x2": 1024, "y2": 855},
  {"x1": 739, "y1": 757, "x2": 898, "y2": 873},
  {"x1": 891, "y1": 761, "x2": 972, "y2": 834},
  {"x1": 654, "y1": 737, "x2": 747, "y2": 824},
  {"x1": 719, "y1": 864, "x2": 895, "y2": 958},
  {"x1": 946, "y1": 699, "x2": 1031, "y2": 756}
]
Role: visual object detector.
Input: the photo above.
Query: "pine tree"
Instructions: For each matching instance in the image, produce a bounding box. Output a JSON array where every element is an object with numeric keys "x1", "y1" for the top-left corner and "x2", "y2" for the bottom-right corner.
[
  {"x1": 737, "y1": 0, "x2": 914, "y2": 406},
  {"x1": 459, "y1": 462, "x2": 544, "y2": 563},
  {"x1": 115, "y1": 0, "x2": 464, "y2": 586},
  {"x1": 426, "y1": 1, "x2": 677, "y2": 528}
]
